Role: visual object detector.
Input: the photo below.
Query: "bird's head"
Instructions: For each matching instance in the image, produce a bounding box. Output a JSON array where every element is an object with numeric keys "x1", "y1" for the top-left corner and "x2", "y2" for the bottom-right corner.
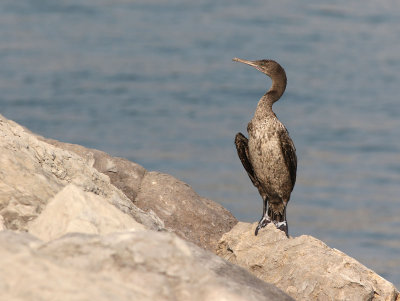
[
  {"x1": 232, "y1": 58, "x2": 285, "y2": 79},
  {"x1": 233, "y1": 57, "x2": 287, "y2": 103}
]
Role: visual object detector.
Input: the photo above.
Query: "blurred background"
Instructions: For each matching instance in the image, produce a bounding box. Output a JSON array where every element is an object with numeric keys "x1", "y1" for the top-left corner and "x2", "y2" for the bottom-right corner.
[{"x1": 1, "y1": 0, "x2": 399, "y2": 287}]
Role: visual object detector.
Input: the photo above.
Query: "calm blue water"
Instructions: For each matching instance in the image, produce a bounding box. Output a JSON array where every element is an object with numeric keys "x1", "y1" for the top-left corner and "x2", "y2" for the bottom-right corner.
[{"x1": 1, "y1": 0, "x2": 399, "y2": 287}]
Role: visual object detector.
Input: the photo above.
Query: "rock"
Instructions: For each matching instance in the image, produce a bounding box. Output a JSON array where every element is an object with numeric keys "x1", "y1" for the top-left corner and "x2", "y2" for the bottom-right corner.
[
  {"x1": 2, "y1": 114, "x2": 397, "y2": 300},
  {"x1": 0, "y1": 114, "x2": 163, "y2": 232},
  {"x1": 0, "y1": 230, "x2": 294, "y2": 301},
  {"x1": 41, "y1": 136, "x2": 238, "y2": 253},
  {"x1": 42, "y1": 139, "x2": 238, "y2": 253},
  {"x1": 0, "y1": 215, "x2": 5, "y2": 230},
  {"x1": 135, "y1": 171, "x2": 238, "y2": 252},
  {"x1": 29, "y1": 184, "x2": 145, "y2": 241},
  {"x1": 40, "y1": 138, "x2": 146, "y2": 202},
  {"x1": 1, "y1": 113, "x2": 236, "y2": 252},
  {"x1": 217, "y1": 222, "x2": 399, "y2": 301}
]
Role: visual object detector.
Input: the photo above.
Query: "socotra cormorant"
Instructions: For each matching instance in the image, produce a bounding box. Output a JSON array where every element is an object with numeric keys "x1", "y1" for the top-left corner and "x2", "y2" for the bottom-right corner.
[{"x1": 233, "y1": 58, "x2": 297, "y2": 237}]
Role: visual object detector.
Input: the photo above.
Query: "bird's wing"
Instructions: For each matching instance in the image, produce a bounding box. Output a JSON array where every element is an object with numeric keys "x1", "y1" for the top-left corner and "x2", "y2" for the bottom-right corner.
[
  {"x1": 279, "y1": 131, "x2": 297, "y2": 188},
  {"x1": 235, "y1": 132, "x2": 261, "y2": 189}
]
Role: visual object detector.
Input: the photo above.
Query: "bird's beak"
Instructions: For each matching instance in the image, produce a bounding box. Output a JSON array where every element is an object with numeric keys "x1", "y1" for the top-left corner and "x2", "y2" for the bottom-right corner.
[{"x1": 232, "y1": 57, "x2": 258, "y2": 68}]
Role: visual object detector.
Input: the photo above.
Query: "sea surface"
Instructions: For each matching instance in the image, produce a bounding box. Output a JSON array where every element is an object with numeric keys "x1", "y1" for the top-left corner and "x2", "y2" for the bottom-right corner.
[{"x1": 1, "y1": 0, "x2": 399, "y2": 288}]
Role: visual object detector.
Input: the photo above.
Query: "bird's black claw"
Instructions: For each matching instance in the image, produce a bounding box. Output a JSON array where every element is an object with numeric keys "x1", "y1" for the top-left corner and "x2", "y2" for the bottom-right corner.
[
  {"x1": 255, "y1": 215, "x2": 271, "y2": 235},
  {"x1": 255, "y1": 219, "x2": 289, "y2": 237},
  {"x1": 274, "y1": 221, "x2": 288, "y2": 237}
]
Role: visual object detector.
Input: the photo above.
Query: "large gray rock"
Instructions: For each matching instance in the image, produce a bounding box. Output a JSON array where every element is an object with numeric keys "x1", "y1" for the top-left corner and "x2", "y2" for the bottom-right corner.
[
  {"x1": 43, "y1": 135, "x2": 238, "y2": 252},
  {"x1": 2, "y1": 114, "x2": 398, "y2": 300},
  {"x1": 29, "y1": 184, "x2": 145, "y2": 241},
  {"x1": 0, "y1": 230, "x2": 293, "y2": 301},
  {"x1": 135, "y1": 171, "x2": 238, "y2": 252},
  {"x1": 217, "y1": 222, "x2": 399, "y2": 301},
  {"x1": 41, "y1": 138, "x2": 146, "y2": 202},
  {"x1": 0, "y1": 114, "x2": 162, "y2": 232}
]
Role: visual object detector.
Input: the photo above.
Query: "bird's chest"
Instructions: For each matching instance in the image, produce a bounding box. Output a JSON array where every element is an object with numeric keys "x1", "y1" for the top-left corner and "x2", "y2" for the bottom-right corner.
[
  {"x1": 247, "y1": 119, "x2": 285, "y2": 172},
  {"x1": 247, "y1": 118, "x2": 282, "y2": 149}
]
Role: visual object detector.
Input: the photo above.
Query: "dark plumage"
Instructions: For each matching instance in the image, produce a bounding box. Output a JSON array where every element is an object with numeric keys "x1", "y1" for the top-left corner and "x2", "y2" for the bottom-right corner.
[{"x1": 233, "y1": 58, "x2": 297, "y2": 236}]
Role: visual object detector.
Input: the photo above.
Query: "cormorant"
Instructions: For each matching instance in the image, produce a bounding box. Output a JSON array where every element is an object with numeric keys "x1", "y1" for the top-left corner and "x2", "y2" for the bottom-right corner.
[{"x1": 233, "y1": 58, "x2": 297, "y2": 237}]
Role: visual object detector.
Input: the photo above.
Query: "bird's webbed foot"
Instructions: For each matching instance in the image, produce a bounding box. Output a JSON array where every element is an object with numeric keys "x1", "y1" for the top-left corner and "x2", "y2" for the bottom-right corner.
[
  {"x1": 274, "y1": 220, "x2": 288, "y2": 237},
  {"x1": 255, "y1": 215, "x2": 271, "y2": 236}
]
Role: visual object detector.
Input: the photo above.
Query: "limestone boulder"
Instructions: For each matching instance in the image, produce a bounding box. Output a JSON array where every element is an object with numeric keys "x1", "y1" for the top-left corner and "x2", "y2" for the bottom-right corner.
[
  {"x1": 217, "y1": 222, "x2": 399, "y2": 301},
  {"x1": 135, "y1": 171, "x2": 238, "y2": 252},
  {"x1": 0, "y1": 114, "x2": 163, "y2": 232},
  {"x1": 1, "y1": 113, "x2": 236, "y2": 252},
  {"x1": 40, "y1": 138, "x2": 146, "y2": 202},
  {"x1": 0, "y1": 230, "x2": 293, "y2": 301},
  {"x1": 42, "y1": 135, "x2": 238, "y2": 253},
  {"x1": 29, "y1": 184, "x2": 145, "y2": 241}
]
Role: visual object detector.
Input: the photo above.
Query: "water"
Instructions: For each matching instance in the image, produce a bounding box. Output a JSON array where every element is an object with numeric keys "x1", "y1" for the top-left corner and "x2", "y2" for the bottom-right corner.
[{"x1": 1, "y1": 0, "x2": 399, "y2": 287}]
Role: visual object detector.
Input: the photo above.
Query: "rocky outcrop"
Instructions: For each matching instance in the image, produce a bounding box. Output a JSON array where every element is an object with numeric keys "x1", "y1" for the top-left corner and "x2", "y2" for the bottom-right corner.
[
  {"x1": 0, "y1": 113, "x2": 290, "y2": 300},
  {"x1": 0, "y1": 116, "x2": 162, "y2": 232},
  {"x1": 1, "y1": 113, "x2": 398, "y2": 301},
  {"x1": 29, "y1": 184, "x2": 145, "y2": 241},
  {"x1": 40, "y1": 138, "x2": 147, "y2": 202},
  {"x1": 0, "y1": 230, "x2": 293, "y2": 301},
  {"x1": 135, "y1": 171, "x2": 238, "y2": 251},
  {"x1": 41, "y1": 135, "x2": 238, "y2": 252},
  {"x1": 217, "y1": 222, "x2": 399, "y2": 301},
  {"x1": 1, "y1": 114, "x2": 237, "y2": 250}
]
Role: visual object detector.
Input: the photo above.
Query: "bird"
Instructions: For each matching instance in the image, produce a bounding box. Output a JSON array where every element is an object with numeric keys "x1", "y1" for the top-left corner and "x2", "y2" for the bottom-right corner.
[{"x1": 233, "y1": 57, "x2": 297, "y2": 237}]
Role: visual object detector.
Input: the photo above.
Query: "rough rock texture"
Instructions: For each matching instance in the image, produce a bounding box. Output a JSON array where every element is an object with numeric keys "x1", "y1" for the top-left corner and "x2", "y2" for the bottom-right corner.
[
  {"x1": 217, "y1": 222, "x2": 399, "y2": 301},
  {"x1": 0, "y1": 230, "x2": 293, "y2": 301},
  {"x1": 1, "y1": 114, "x2": 398, "y2": 301},
  {"x1": 29, "y1": 184, "x2": 145, "y2": 241},
  {"x1": 0, "y1": 112, "x2": 290, "y2": 300},
  {"x1": 135, "y1": 171, "x2": 238, "y2": 252},
  {"x1": 42, "y1": 136, "x2": 238, "y2": 252},
  {"x1": 0, "y1": 114, "x2": 163, "y2": 232},
  {"x1": 40, "y1": 138, "x2": 147, "y2": 202}
]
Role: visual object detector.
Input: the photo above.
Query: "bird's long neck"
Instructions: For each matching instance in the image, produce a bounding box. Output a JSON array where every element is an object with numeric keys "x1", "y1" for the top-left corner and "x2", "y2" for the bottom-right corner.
[{"x1": 254, "y1": 73, "x2": 287, "y2": 120}]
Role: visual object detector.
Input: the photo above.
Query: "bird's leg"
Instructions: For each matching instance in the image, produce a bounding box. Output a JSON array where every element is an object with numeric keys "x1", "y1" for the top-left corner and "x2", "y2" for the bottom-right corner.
[
  {"x1": 255, "y1": 196, "x2": 271, "y2": 235},
  {"x1": 274, "y1": 207, "x2": 288, "y2": 237}
]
